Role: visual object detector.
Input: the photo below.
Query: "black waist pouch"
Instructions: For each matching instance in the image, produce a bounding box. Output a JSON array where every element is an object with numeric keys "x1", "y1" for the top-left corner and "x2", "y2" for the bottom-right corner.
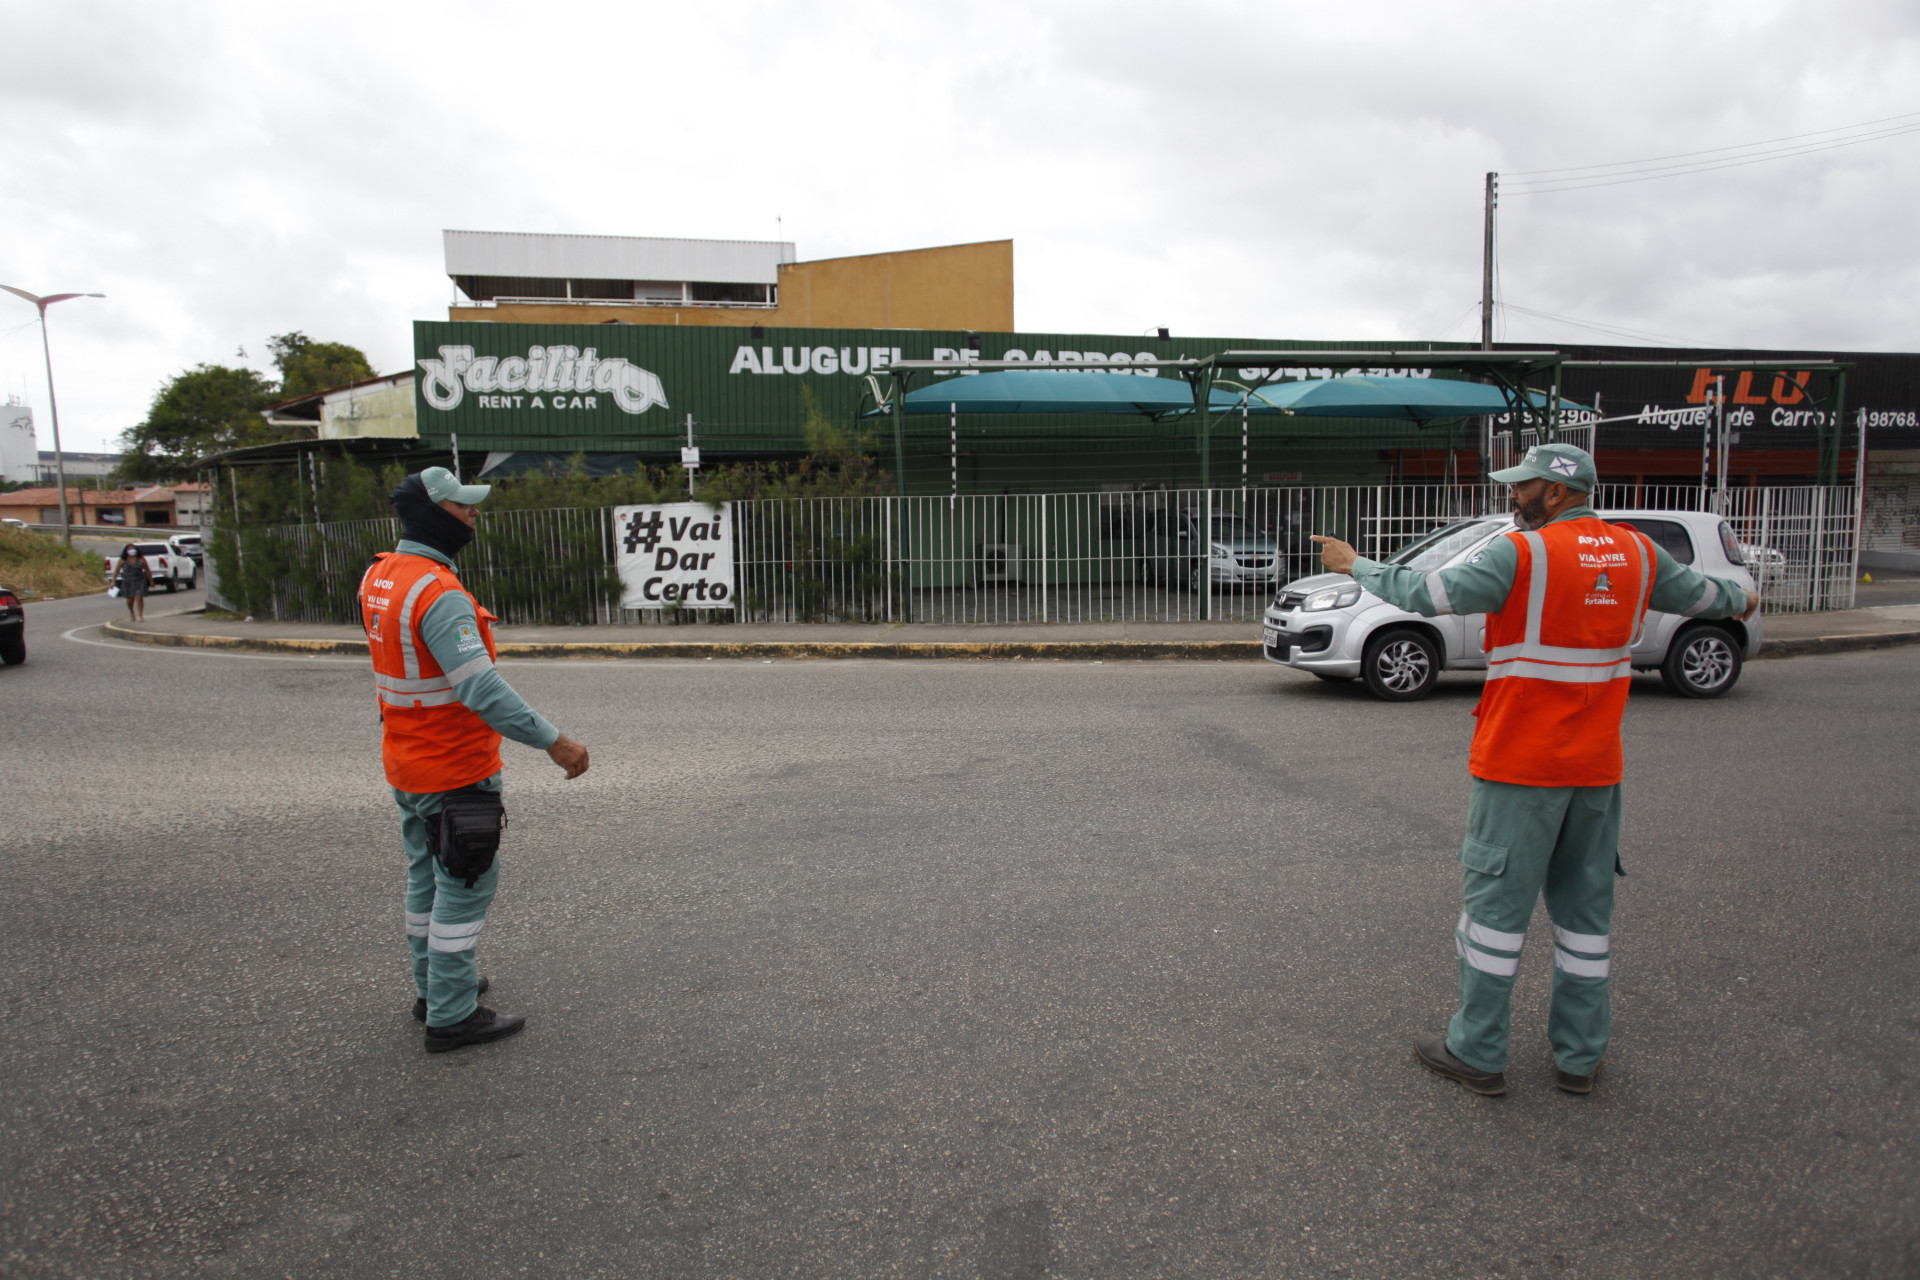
[{"x1": 429, "y1": 786, "x2": 506, "y2": 887}]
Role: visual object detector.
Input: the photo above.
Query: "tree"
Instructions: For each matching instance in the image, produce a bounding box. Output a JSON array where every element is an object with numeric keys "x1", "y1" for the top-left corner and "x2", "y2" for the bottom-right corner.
[
  {"x1": 116, "y1": 333, "x2": 378, "y2": 482},
  {"x1": 269, "y1": 331, "x2": 375, "y2": 399},
  {"x1": 118, "y1": 364, "x2": 279, "y2": 482}
]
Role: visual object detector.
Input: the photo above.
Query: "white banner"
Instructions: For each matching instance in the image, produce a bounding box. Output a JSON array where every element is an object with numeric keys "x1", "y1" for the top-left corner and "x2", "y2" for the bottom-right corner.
[{"x1": 613, "y1": 502, "x2": 735, "y2": 609}]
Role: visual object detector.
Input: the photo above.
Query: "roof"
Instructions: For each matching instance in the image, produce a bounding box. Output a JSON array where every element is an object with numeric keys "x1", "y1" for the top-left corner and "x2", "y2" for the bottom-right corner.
[
  {"x1": 0, "y1": 486, "x2": 174, "y2": 505},
  {"x1": 444, "y1": 230, "x2": 797, "y2": 285},
  {"x1": 264, "y1": 369, "x2": 413, "y2": 418}
]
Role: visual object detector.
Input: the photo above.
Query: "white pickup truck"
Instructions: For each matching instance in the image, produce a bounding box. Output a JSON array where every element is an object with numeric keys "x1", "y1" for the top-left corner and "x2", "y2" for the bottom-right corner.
[{"x1": 103, "y1": 541, "x2": 199, "y2": 593}]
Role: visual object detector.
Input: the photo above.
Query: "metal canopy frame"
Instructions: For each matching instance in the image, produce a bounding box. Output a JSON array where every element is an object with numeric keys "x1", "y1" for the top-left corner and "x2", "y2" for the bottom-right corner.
[
  {"x1": 871, "y1": 349, "x2": 1576, "y2": 621},
  {"x1": 870, "y1": 349, "x2": 1572, "y2": 497}
]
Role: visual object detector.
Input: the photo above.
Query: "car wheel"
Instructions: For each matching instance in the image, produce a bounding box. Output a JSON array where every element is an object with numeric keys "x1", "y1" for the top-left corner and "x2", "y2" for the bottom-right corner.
[
  {"x1": 1660, "y1": 625, "x2": 1742, "y2": 698},
  {"x1": 1362, "y1": 627, "x2": 1441, "y2": 701},
  {"x1": 1188, "y1": 560, "x2": 1209, "y2": 594},
  {"x1": 188, "y1": 572, "x2": 198, "y2": 589},
  {"x1": 0, "y1": 635, "x2": 23, "y2": 665},
  {"x1": 164, "y1": 576, "x2": 177, "y2": 593}
]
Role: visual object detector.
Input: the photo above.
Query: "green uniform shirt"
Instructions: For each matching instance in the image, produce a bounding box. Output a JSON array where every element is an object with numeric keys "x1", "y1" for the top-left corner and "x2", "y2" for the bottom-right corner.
[
  {"x1": 395, "y1": 539, "x2": 560, "y2": 752},
  {"x1": 1346, "y1": 505, "x2": 1752, "y2": 623}
]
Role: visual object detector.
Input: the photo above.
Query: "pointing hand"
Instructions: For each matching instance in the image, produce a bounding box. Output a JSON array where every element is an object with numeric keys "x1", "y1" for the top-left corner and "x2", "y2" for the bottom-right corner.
[{"x1": 1309, "y1": 535, "x2": 1358, "y2": 575}]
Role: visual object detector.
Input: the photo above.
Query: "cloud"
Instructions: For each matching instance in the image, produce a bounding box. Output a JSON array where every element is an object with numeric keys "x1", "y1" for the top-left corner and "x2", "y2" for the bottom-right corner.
[{"x1": 2, "y1": 0, "x2": 1917, "y2": 451}]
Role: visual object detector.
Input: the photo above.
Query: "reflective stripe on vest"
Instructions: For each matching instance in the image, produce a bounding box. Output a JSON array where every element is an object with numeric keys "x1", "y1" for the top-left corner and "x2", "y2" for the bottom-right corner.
[
  {"x1": 359, "y1": 552, "x2": 503, "y2": 792},
  {"x1": 1467, "y1": 518, "x2": 1657, "y2": 787},
  {"x1": 1483, "y1": 530, "x2": 1647, "y2": 683}
]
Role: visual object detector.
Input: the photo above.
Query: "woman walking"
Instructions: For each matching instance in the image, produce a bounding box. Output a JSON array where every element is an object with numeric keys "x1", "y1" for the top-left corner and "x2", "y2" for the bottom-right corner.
[{"x1": 114, "y1": 545, "x2": 150, "y2": 622}]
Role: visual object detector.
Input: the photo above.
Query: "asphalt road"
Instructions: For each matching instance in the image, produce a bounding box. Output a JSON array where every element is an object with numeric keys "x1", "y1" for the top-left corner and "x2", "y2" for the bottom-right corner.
[{"x1": 4, "y1": 593, "x2": 1917, "y2": 1279}]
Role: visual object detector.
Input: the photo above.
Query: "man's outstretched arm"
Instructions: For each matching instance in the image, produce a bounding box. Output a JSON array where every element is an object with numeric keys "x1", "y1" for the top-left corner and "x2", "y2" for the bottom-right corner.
[
  {"x1": 418, "y1": 593, "x2": 590, "y2": 778},
  {"x1": 1309, "y1": 533, "x2": 1519, "y2": 617}
]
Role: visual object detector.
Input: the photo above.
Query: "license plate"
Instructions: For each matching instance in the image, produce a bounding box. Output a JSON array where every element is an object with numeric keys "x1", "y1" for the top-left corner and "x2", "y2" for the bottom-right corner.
[{"x1": 1263, "y1": 626, "x2": 1281, "y2": 649}]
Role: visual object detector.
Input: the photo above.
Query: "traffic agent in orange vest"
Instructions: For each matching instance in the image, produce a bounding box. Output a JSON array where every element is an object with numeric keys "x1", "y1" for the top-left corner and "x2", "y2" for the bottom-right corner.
[
  {"x1": 359, "y1": 466, "x2": 590, "y2": 1054},
  {"x1": 1311, "y1": 443, "x2": 1757, "y2": 1098}
]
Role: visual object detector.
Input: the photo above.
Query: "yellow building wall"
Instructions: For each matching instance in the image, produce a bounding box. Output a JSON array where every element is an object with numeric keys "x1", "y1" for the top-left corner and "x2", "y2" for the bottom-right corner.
[{"x1": 448, "y1": 239, "x2": 1013, "y2": 331}]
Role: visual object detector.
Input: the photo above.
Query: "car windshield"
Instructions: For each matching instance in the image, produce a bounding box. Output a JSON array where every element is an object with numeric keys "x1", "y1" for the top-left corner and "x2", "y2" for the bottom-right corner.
[{"x1": 1387, "y1": 518, "x2": 1506, "y2": 571}]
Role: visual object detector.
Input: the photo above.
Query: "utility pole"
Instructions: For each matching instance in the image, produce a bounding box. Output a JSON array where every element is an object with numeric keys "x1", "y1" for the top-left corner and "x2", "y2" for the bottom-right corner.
[{"x1": 1480, "y1": 172, "x2": 1498, "y2": 350}]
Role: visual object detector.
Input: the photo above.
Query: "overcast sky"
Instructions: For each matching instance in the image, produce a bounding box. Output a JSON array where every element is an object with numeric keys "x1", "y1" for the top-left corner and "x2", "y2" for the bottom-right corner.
[{"x1": 4, "y1": 0, "x2": 1918, "y2": 453}]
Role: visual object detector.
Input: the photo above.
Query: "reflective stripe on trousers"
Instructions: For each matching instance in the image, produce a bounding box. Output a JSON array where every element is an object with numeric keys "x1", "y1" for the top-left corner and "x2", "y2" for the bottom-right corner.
[
  {"x1": 1455, "y1": 911, "x2": 1525, "y2": 977},
  {"x1": 427, "y1": 918, "x2": 485, "y2": 953},
  {"x1": 1552, "y1": 923, "x2": 1612, "y2": 978}
]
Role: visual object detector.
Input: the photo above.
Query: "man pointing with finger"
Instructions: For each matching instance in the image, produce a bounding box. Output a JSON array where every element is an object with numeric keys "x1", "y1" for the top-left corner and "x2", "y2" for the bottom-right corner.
[
  {"x1": 359, "y1": 467, "x2": 591, "y2": 1054},
  {"x1": 1311, "y1": 443, "x2": 1756, "y2": 1097}
]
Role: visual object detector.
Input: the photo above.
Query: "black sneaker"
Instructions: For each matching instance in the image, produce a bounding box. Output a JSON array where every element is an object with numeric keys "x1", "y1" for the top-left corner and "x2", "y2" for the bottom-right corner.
[
  {"x1": 412, "y1": 975, "x2": 488, "y2": 1022},
  {"x1": 1414, "y1": 1033, "x2": 1507, "y2": 1096},
  {"x1": 1554, "y1": 1061, "x2": 1602, "y2": 1095},
  {"x1": 424, "y1": 1004, "x2": 525, "y2": 1054}
]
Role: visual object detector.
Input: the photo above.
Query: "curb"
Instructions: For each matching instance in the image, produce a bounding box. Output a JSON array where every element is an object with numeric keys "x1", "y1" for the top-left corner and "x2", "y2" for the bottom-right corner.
[
  {"x1": 99, "y1": 620, "x2": 1263, "y2": 662},
  {"x1": 1755, "y1": 630, "x2": 1920, "y2": 660},
  {"x1": 94, "y1": 620, "x2": 1920, "y2": 663}
]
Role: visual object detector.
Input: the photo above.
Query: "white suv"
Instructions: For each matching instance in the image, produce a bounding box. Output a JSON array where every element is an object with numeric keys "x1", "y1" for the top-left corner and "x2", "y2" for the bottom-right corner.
[{"x1": 1262, "y1": 509, "x2": 1762, "y2": 701}]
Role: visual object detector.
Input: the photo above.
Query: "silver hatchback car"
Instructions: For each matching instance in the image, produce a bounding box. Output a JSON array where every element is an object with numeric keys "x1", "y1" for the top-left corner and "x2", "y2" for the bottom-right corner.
[{"x1": 1262, "y1": 509, "x2": 1762, "y2": 701}]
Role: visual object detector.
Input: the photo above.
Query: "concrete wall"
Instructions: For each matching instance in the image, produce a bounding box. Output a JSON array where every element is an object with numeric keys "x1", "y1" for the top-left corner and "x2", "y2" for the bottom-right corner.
[{"x1": 447, "y1": 240, "x2": 1014, "y2": 332}]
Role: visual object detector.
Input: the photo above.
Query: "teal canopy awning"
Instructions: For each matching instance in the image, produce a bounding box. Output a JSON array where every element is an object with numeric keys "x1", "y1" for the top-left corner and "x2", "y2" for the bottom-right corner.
[
  {"x1": 890, "y1": 370, "x2": 1233, "y2": 418},
  {"x1": 1232, "y1": 376, "x2": 1566, "y2": 422}
]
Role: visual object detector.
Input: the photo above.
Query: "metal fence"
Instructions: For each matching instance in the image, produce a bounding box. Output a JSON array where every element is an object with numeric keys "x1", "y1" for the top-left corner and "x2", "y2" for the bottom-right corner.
[{"x1": 229, "y1": 482, "x2": 1859, "y2": 626}]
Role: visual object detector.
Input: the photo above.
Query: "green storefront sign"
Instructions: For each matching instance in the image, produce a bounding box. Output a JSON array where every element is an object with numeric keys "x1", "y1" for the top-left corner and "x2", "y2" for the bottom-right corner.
[{"x1": 412, "y1": 320, "x2": 1475, "y2": 489}]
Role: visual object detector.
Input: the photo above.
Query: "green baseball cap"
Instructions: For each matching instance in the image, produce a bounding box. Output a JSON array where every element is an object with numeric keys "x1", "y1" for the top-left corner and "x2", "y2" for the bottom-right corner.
[
  {"x1": 419, "y1": 465, "x2": 491, "y2": 505},
  {"x1": 1489, "y1": 441, "x2": 1596, "y2": 492}
]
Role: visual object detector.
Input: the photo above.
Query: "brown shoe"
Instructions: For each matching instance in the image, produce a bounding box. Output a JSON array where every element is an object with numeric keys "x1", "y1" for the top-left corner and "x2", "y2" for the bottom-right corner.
[
  {"x1": 1554, "y1": 1061, "x2": 1602, "y2": 1095},
  {"x1": 1414, "y1": 1033, "x2": 1507, "y2": 1095}
]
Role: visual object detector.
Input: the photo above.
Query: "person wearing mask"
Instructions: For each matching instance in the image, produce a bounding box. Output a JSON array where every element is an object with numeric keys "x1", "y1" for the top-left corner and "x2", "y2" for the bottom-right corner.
[
  {"x1": 357, "y1": 467, "x2": 591, "y2": 1053},
  {"x1": 1310, "y1": 443, "x2": 1757, "y2": 1097},
  {"x1": 113, "y1": 545, "x2": 150, "y2": 622}
]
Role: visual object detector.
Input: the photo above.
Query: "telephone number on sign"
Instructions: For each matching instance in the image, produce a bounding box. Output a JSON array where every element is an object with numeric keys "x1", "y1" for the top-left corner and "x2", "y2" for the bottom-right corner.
[{"x1": 1863, "y1": 410, "x2": 1919, "y2": 429}]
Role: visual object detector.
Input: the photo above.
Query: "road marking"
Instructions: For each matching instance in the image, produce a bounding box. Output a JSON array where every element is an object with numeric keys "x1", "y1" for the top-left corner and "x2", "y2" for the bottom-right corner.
[
  {"x1": 58, "y1": 624, "x2": 752, "y2": 668},
  {"x1": 60, "y1": 624, "x2": 368, "y2": 664}
]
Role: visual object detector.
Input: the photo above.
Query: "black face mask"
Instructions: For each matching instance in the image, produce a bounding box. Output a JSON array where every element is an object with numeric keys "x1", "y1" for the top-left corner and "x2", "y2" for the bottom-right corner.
[{"x1": 390, "y1": 474, "x2": 475, "y2": 559}]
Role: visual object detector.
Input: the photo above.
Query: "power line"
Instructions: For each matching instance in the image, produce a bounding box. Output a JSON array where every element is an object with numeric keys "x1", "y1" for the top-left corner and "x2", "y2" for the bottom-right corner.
[
  {"x1": 1495, "y1": 301, "x2": 1709, "y2": 348},
  {"x1": 1506, "y1": 109, "x2": 1920, "y2": 177},
  {"x1": 1506, "y1": 116, "x2": 1920, "y2": 195}
]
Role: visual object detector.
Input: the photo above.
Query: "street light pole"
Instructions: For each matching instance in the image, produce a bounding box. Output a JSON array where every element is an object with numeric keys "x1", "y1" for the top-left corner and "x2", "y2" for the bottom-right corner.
[{"x1": 1, "y1": 286, "x2": 104, "y2": 546}]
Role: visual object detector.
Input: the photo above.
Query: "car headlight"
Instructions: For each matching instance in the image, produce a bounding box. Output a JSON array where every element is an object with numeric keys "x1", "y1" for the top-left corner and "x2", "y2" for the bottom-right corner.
[
  {"x1": 1301, "y1": 584, "x2": 1362, "y2": 611},
  {"x1": 1211, "y1": 542, "x2": 1233, "y2": 559}
]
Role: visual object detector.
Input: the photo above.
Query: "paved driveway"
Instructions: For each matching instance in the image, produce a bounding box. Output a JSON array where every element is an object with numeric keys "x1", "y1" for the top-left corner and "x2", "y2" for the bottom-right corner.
[{"x1": 4, "y1": 593, "x2": 1916, "y2": 1278}]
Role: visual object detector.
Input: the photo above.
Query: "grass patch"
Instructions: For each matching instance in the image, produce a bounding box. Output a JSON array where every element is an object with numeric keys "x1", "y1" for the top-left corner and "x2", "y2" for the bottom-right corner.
[{"x1": 0, "y1": 527, "x2": 109, "y2": 600}]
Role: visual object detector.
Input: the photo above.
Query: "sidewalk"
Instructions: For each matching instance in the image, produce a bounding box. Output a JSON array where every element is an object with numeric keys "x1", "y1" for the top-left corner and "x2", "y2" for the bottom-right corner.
[{"x1": 99, "y1": 605, "x2": 1920, "y2": 661}]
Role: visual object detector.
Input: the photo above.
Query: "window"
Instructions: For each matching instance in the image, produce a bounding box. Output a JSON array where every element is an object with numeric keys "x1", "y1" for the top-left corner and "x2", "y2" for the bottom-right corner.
[
  {"x1": 1389, "y1": 518, "x2": 1507, "y2": 571},
  {"x1": 1612, "y1": 518, "x2": 1694, "y2": 565},
  {"x1": 688, "y1": 281, "x2": 774, "y2": 304}
]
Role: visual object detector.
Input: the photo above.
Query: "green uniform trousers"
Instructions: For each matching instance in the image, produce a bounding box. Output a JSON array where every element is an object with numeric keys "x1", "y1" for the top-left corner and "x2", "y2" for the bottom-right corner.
[
  {"x1": 394, "y1": 773, "x2": 502, "y2": 1028},
  {"x1": 1448, "y1": 777, "x2": 1620, "y2": 1076}
]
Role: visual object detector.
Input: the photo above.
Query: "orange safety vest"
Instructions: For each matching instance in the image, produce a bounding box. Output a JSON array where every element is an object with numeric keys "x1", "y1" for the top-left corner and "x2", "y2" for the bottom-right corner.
[
  {"x1": 1470, "y1": 517, "x2": 1656, "y2": 788},
  {"x1": 357, "y1": 551, "x2": 502, "y2": 793}
]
